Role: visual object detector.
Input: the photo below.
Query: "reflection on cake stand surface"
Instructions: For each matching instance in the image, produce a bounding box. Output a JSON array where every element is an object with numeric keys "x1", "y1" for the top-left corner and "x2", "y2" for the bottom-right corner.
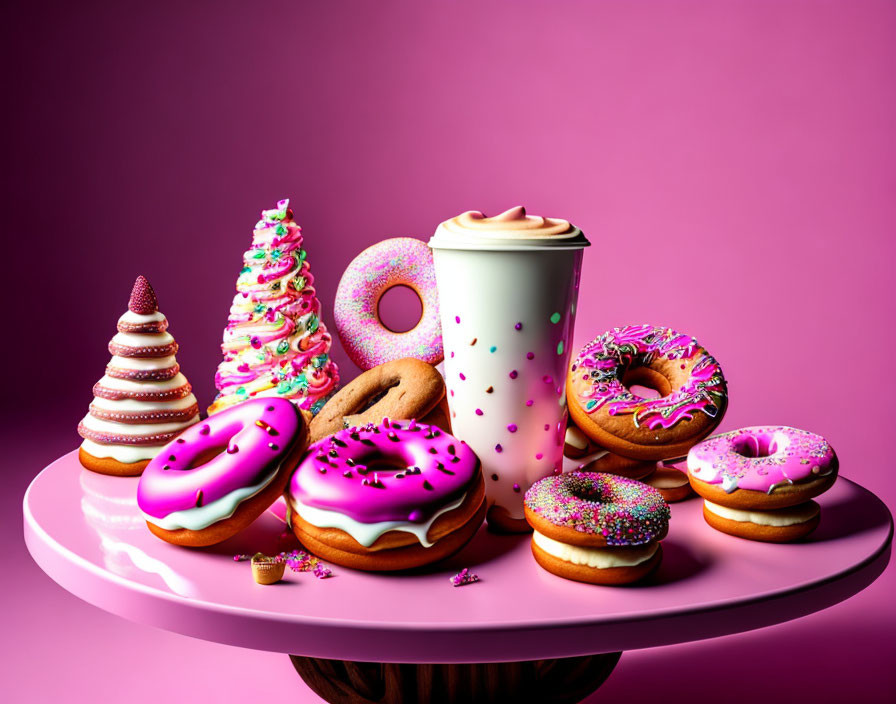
[{"x1": 25, "y1": 451, "x2": 892, "y2": 704}]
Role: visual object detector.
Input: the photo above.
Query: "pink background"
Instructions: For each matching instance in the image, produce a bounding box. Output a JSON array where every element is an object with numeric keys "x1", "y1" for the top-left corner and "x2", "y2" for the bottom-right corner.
[{"x1": 5, "y1": 1, "x2": 894, "y2": 702}]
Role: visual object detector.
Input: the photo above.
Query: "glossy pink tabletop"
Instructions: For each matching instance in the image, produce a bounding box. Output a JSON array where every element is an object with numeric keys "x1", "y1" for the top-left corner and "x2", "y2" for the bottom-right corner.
[{"x1": 24, "y1": 451, "x2": 891, "y2": 664}]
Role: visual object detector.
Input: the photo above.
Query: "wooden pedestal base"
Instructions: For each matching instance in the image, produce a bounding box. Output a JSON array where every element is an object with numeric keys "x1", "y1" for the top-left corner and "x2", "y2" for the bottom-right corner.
[{"x1": 289, "y1": 652, "x2": 622, "y2": 704}]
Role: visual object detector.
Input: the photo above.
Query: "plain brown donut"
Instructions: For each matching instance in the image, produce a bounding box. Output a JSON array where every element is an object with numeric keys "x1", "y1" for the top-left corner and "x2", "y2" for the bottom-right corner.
[{"x1": 309, "y1": 358, "x2": 445, "y2": 443}]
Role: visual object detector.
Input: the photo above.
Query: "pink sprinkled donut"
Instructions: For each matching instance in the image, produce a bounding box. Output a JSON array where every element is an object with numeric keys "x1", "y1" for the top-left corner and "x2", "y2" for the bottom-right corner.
[
  {"x1": 287, "y1": 418, "x2": 485, "y2": 571},
  {"x1": 687, "y1": 427, "x2": 838, "y2": 542},
  {"x1": 687, "y1": 425, "x2": 838, "y2": 510},
  {"x1": 137, "y1": 398, "x2": 309, "y2": 547},
  {"x1": 334, "y1": 238, "x2": 443, "y2": 370}
]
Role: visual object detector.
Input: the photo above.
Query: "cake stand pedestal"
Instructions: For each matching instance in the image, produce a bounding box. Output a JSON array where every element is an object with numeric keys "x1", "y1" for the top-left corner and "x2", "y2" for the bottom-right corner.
[{"x1": 24, "y1": 452, "x2": 892, "y2": 703}]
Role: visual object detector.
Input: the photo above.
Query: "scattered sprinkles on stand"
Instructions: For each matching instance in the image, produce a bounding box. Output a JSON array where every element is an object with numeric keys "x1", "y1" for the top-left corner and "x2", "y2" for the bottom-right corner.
[
  {"x1": 450, "y1": 568, "x2": 480, "y2": 587},
  {"x1": 234, "y1": 549, "x2": 334, "y2": 578}
]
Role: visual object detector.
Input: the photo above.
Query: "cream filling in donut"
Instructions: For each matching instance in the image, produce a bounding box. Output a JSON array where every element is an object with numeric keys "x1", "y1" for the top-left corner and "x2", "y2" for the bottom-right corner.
[
  {"x1": 289, "y1": 492, "x2": 467, "y2": 548},
  {"x1": 532, "y1": 530, "x2": 658, "y2": 569},
  {"x1": 110, "y1": 331, "x2": 175, "y2": 349},
  {"x1": 80, "y1": 438, "x2": 164, "y2": 463},
  {"x1": 646, "y1": 471, "x2": 689, "y2": 489},
  {"x1": 108, "y1": 354, "x2": 178, "y2": 371},
  {"x1": 81, "y1": 413, "x2": 199, "y2": 436},
  {"x1": 141, "y1": 465, "x2": 282, "y2": 532},
  {"x1": 96, "y1": 372, "x2": 190, "y2": 393},
  {"x1": 564, "y1": 425, "x2": 590, "y2": 450},
  {"x1": 90, "y1": 394, "x2": 199, "y2": 414},
  {"x1": 119, "y1": 310, "x2": 166, "y2": 325},
  {"x1": 703, "y1": 500, "x2": 820, "y2": 526}
]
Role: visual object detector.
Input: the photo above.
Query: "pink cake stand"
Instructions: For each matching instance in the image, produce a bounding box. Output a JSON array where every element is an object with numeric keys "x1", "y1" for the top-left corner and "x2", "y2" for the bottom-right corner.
[{"x1": 24, "y1": 451, "x2": 892, "y2": 704}]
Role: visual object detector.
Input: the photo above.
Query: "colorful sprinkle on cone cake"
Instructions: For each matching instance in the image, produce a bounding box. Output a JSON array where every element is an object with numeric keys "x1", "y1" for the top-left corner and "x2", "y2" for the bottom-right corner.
[
  {"x1": 77, "y1": 276, "x2": 201, "y2": 476},
  {"x1": 208, "y1": 199, "x2": 339, "y2": 416}
]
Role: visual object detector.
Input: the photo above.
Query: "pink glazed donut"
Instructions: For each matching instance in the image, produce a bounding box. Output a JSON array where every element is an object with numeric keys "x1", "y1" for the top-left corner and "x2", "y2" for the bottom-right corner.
[
  {"x1": 334, "y1": 237, "x2": 443, "y2": 370},
  {"x1": 687, "y1": 425, "x2": 838, "y2": 509},
  {"x1": 287, "y1": 418, "x2": 485, "y2": 571},
  {"x1": 137, "y1": 397, "x2": 308, "y2": 547}
]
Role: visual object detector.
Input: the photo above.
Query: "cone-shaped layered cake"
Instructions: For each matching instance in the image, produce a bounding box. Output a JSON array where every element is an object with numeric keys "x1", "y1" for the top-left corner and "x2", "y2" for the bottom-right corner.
[
  {"x1": 78, "y1": 276, "x2": 200, "y2": 476},
  {"x1": 208, "y1": 198, "x2": 339, "y2": 416}
]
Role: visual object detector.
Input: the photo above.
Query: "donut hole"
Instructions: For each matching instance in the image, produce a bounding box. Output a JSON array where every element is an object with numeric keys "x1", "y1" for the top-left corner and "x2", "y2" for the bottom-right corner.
[
  {"x1": 377, "y1": 285, "x2": 423, "y2": 334},
  {"x1": 188, "y1": 444, "x2": 231, "y2": 469},
  {"x1": 354, "y1": 381, "x2": 401, "y2": 414},
  {"x1": 359, "y1": 453, "x2": 410, "y2": 474},
  {"x1": 621, "y1": 366, "x2": 671, "y2": 400},
  {"x1": 732, "y1": 434, "x2": 779, "y2": 458},
  {"x1": 569, "y1": 485, "x2": 606, "y2": 503}
]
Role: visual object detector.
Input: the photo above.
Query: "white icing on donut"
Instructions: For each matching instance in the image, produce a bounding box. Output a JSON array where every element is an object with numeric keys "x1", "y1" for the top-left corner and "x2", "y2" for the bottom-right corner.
[
  {"x1": 532, "y1": 530, "x2": 658, "y2": 568},
  {"x1": 141, "y1": 465, "x2": 281, "y2": 531},
  {"x1": 289, "y1": 492, "x2": 467, "y2": 548},
  {"x1": 704, "y1": 500, "x2": 820, "y2": 526}
]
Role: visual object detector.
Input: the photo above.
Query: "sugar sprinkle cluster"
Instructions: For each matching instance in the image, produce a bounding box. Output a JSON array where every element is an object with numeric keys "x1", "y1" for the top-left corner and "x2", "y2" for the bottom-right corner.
[
  {"x1": 524, "y1": 472, "x2": 670, "y2": 545},
  {"x1": 450, "y1": 567, "x2": 480, "y2": 587},
  {"x1": 234, "y1": 550, "x2": 332, "y2": 578}
]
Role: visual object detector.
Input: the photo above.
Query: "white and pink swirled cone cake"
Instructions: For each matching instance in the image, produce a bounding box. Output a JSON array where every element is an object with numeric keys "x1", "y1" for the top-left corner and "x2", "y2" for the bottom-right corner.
[
  {"x1": 78, "y1": 276, "x2": 201, "y2": 476},
  {"x1": 208, "y1": 199, "x2": 339, "y2": 416}
]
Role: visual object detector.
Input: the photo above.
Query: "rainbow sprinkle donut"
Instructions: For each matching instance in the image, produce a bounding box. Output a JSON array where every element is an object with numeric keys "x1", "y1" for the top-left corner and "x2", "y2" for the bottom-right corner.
[
  {"x1": 334, "y1": 238, "x2": 443, "y2": 370},
  {"x1": 524, "y1": 472, "x2": 670, "y2": 585}
]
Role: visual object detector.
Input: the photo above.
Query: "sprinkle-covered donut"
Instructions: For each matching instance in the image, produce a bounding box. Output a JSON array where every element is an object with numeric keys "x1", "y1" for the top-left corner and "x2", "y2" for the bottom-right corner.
[
  {"x1": 309, "y1": 357, "x2": 447, "y2": 443},
  {"x1": 334, "y1": 237, "x2": 443, "y2": 370},
  {"x1": 568, "y1": 325, "x2": 728, "y2": 460},
  {"x1": 287, "y1": 418, "x2": 484, "y2": 571},
  {"x1": 137, "y1": 398, "x2": 308, "y2": 547},
  {"x1": 524, "y1": 472, "x2": 670, "y2": 585}
]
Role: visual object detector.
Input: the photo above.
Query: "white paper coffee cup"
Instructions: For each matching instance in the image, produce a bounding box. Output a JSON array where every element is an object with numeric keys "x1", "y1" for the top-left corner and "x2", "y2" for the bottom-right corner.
[{"x1": 429, "y1": 207, "x2": 589, "y2": 531}]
